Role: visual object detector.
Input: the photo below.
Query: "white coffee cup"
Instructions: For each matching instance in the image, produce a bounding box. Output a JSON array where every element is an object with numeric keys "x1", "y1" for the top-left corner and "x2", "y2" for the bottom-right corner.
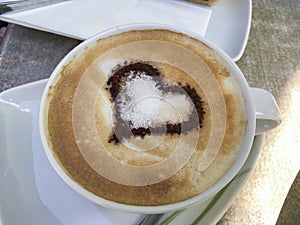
[{"x1": 39, "y1": 23, "x2": 281, "y2": 214}]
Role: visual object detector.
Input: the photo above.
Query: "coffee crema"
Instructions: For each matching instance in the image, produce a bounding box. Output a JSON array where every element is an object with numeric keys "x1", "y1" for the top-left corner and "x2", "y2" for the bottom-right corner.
[{"x1": 44, "y1": 29, "x2": 247, "y2": 206}]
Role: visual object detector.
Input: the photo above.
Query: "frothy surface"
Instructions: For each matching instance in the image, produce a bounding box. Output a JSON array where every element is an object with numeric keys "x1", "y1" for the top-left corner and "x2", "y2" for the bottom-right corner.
[{"x1": 45, "y1": 29, "x2": 248, "y2": 206}]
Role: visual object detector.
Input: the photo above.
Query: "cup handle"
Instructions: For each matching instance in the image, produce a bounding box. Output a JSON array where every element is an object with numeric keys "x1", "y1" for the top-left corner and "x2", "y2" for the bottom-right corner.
[{"x1": 250, "y1": 88, "x2": 282, "y2": 135}]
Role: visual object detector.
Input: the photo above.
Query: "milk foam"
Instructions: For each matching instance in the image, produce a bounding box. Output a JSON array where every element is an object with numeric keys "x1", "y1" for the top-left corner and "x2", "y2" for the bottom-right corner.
[
  {"x1": 47, "y1": 29, "x2": 248, "y2": 206},
  {"x1": 99, "y1": 59, "x2": 123, "y2": 78}
]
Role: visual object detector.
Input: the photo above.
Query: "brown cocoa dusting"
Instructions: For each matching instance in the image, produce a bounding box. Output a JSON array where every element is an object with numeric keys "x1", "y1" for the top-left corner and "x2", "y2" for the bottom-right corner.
[{"x1": 107, "y1": 62, "x2": 205, "y2": 143}]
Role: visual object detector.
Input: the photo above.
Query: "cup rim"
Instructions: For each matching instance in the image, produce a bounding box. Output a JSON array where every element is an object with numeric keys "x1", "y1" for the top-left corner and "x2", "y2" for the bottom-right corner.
[{"x1": 39, "y1": 23, "x2": 256, "y2": 214}]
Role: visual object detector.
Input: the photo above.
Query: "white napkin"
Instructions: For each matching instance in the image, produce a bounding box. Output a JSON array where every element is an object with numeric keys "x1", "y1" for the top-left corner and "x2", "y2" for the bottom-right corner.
[{"x1": 0, "y1": 0, "x2": 212, "y2": 40}]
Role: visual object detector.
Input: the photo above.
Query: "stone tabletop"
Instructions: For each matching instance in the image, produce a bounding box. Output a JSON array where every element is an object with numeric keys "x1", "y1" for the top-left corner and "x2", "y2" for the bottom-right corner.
[{"x1": 0, "y1": 0, "x2": 299, "y2": 225}]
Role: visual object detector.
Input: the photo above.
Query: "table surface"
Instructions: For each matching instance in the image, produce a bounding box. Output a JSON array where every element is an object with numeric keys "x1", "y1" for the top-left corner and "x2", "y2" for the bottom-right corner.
[{"x1": 0, "y1": 0, "x2": 299, "y2": 225}]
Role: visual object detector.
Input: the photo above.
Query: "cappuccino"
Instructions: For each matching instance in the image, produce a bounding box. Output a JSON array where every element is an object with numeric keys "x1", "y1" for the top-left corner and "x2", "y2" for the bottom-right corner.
[{"x1": 43, "y1": 29, "x2": 247, "y2": 206}]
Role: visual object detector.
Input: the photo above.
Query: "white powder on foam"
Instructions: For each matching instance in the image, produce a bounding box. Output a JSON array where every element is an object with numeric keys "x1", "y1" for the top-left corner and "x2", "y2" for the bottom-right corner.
[{"x1": 117, "y1": 71, "x2": 193, "y2": 129}]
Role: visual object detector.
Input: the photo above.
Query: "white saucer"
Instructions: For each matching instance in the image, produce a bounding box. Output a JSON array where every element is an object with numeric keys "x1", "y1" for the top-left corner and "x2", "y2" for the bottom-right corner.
[
  {"x1": 206, "y1": 0, "x2": 252, "y2": 61},
  {"x1": 0, "y1": 79, "x2": 263, "y2": 225}
]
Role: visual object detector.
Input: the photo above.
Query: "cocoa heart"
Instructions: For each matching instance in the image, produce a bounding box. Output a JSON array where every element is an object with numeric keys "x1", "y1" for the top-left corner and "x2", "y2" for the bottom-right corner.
[{"x1": 106, "y1": 62, "x2": 204, "y2": 143}]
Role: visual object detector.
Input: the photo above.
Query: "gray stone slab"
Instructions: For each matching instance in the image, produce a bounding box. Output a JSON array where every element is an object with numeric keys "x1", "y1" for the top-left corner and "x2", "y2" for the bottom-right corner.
[{"x1": 0, "y1": 24, "x2": 80, "y2": 92}]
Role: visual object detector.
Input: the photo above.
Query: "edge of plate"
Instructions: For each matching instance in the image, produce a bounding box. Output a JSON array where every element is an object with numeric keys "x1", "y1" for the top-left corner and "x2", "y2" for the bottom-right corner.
[
  {"x1": 0, "y1": 80, "x2": 265, "y2": 225},
  {"x1": 232, "y1": 0, "x2": 252, "y2": 61}
]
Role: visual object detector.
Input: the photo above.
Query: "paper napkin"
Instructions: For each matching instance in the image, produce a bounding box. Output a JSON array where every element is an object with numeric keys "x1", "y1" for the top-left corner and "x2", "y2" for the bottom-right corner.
[{"x1": 0, "y1": 0, "x2": 212, "y2": 40}]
